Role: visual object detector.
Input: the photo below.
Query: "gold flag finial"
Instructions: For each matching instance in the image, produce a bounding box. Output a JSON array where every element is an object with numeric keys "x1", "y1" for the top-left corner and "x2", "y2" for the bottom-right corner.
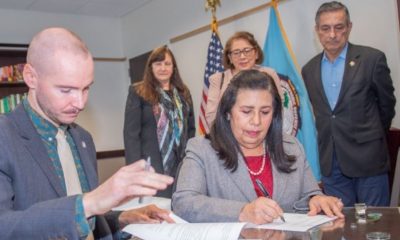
[
  {"x1": 205, "y1": 0, "x2": 221, "y2": 32},
  {"x1": 205, "y1": 0, "x2": 221, "y2": 17}
]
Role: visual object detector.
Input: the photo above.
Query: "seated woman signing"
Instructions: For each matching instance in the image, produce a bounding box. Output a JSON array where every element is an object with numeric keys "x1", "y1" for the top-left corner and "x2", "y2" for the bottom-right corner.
[{"x1": 172, "y1": 69, "x2": 344, "y2": 224}]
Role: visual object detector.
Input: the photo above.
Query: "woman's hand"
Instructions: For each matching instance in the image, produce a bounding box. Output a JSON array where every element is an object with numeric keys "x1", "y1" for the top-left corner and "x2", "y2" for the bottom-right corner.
[
  {"x1": 308, "y1": 195, "x2": 344, "y2": 218},
  {"x1": 118, "y1": 204, "x2": 175, "y2": 228},
  {"x1": 239, "y1": 197, "x2": 284, "y2": 224}
]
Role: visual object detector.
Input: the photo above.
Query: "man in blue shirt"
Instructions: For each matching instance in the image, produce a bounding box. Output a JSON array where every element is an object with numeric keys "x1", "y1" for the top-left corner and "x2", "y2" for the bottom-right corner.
[
  {"x1": 0, "y1": 27, "x2": 174, "y2": 239},
  {"x1": 302, "y1": 1, "x2": 396, "y2": 207}
]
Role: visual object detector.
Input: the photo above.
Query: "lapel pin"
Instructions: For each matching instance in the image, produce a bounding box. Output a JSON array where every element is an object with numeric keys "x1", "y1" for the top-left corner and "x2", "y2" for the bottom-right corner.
[
  {"x1": 82, "y1": 141, "x2": 86, "y2": 148},
  {"x1": 349, "y1": 61, "x2": 355, "y2": 67}
]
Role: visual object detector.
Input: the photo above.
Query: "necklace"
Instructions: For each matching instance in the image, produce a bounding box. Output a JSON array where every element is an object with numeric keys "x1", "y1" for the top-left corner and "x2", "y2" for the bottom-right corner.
[{"x1": 246, "y1": 143, "x2": 266, "y2": 176}]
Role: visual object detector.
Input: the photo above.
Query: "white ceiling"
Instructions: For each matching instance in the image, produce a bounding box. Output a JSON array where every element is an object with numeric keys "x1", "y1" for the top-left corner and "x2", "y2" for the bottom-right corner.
[{"x1": 0, "y1": 0, "x2": 153, "y2": 18}]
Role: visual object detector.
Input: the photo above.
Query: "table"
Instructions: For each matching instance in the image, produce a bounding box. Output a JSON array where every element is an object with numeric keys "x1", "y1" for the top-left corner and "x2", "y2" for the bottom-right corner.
[
  {"x1": 240, "y1": 207, "x2": 400, "y2": 240},
  {"x1": 388, "y1": 128, "x2": 400, "y2": 206}
]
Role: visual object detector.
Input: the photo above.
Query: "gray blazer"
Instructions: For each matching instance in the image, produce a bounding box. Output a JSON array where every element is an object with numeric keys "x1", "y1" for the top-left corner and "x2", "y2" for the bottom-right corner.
[
  {"x1": 302, "y1": 43, "x2": 396, "y2": 177},
  {"x1": 0, "y1": 104, "x2": 117, "y2": 239},
  {"x1": 172, "y1": 135, "x2": 322, "y2": 223}
]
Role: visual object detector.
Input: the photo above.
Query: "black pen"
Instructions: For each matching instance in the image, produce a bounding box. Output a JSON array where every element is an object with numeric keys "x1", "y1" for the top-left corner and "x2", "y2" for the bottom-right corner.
[{"x1": 255, "y1": 178, "x2": 286, "y2": 223}]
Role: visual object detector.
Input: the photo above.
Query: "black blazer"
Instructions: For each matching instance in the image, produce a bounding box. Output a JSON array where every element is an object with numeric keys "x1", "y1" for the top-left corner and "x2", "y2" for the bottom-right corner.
[
  {"x1": 123, "y1": 85, "x2": 196, "y2": 197},
  {"x1": 302, "y1": 43, "x2": 396, "y2": 178}
]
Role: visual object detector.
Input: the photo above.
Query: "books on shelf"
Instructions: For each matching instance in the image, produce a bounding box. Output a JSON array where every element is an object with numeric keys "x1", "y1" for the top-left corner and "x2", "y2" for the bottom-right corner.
[
  {"x1": 0, "y1": 93, "x2": 27, "y2": 114},
  {"x1": 0, "y1": 63, "x2": 25, "y2": 83}
]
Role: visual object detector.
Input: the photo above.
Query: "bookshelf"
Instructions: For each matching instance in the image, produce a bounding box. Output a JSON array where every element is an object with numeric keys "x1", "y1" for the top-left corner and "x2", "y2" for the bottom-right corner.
[
  {"x1": 0, "y1": 48, "x2": 28, "y2": 114},
  {"x1": 0, "y1": 82, "x2": 28, "y2": 98}
]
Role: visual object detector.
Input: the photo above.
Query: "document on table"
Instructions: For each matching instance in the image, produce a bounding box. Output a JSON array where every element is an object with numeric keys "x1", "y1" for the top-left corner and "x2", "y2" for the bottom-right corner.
[
  {"x1": 122, "y1": 212, "x2": 335, "y2": 239},
  {"x1": 246, "y1": 213, "x2": 336, "y2": 232},
  {"x1": 123, "y1": 219, "x2": 246, "y2": 240}
]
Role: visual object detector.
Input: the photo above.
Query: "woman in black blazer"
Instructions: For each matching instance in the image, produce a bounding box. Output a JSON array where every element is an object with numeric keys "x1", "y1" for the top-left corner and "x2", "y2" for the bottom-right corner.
[{"x1": 123, "y1": 46, "x2": 196, "y2": 197}]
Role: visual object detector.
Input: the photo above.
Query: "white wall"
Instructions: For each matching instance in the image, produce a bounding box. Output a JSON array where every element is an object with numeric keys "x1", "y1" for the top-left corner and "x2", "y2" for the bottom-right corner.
[
  {"x1": 122, "y1": 0, "x2": 400, "y2": 129},
  {"x1": 0, "y1": 1, "x2": 396, "y2": 180},
  {"x1": 0, "y1": 9, "x2": 129, "y2": 151}
]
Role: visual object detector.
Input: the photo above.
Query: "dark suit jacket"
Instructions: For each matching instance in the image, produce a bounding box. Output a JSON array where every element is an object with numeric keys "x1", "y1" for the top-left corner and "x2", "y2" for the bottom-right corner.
[
  {"x1": 0, "y1": 104, "x2": 118, "y2": 239},
  {"x1": 302, "y1": 43, "x2": 396, "y2": 177},
  {"x1": 123, "y1": 85, "x2": 196, "y2": 197}
]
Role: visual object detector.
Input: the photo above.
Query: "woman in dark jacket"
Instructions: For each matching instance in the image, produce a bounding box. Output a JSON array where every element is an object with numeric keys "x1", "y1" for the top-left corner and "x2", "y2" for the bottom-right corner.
[{"x1": 123, "y1": 46, "x2": 195, "y2": 198}]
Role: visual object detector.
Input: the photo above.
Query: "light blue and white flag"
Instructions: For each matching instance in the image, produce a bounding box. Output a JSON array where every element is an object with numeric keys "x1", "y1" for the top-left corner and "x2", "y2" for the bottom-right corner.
[{"x1": 263, "y1": 3, "x2": 321, "y2": 180}]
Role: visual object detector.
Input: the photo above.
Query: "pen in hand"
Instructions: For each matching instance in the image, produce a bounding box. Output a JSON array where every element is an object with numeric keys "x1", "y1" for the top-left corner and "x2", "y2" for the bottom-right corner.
[
  {"x1": 255, "y1": 178, "x2": 286, "y2": 223},
  {"x1": 138, "y1": 156, "x2": 152, "y2": 204}
]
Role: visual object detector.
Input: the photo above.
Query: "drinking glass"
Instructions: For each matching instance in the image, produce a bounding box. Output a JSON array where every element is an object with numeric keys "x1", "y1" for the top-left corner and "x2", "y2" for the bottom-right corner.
[{"x1": 354, "y1": 203, "x2": 367, "y2": 220}]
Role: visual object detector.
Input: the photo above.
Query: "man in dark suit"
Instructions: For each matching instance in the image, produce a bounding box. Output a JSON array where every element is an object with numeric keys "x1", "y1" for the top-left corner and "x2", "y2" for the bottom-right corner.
[
  {"x1": 302, "y1": 1, "x2": 396, "y2": 207},
  {"x1": 0, "y1": 27, "x2": 174, "y2": 239}
]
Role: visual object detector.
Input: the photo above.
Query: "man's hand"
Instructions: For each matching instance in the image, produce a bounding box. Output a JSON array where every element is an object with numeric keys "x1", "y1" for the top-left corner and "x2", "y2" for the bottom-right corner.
[
  {"x1": 83, "y1": 160, "x2": 173, "y2": 218},
  {"x1": 118, "y1": 204, "x2": 175, "y2": 228}
]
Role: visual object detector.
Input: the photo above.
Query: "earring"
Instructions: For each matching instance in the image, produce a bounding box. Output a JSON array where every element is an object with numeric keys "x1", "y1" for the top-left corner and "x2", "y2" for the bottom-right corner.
[{"x1": 227, "y1": 114, "x2": 231, "y2": 120}]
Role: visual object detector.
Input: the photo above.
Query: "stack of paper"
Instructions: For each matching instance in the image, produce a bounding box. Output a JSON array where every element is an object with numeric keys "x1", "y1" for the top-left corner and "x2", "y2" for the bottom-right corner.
[
  {"x1": 122, "y1": 212, "x2": 336, "y2": 240},
  {"x1": 123, "y1": 221, "x2": 246, "y2": 240}
]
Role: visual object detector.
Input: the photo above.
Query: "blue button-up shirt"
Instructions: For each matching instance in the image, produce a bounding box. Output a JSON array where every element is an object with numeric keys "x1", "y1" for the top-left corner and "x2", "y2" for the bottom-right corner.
[{"x1": 321, "y1": 43, "x2": 348, "y2": 110}]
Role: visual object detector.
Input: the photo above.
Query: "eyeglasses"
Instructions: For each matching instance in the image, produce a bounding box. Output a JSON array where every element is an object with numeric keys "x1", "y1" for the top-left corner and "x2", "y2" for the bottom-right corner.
[{"x1": 229, "y1": 47, "x2": 255, "y2": 58}]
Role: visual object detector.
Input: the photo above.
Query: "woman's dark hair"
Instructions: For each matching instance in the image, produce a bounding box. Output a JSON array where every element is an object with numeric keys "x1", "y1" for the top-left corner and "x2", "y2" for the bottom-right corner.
[
  {"x1": 209, "y1": 69, "x2": 295, "y2": 173},
  {"x1": 223, "y1": 31, "x2": 264, "y2": 70},
  {"x1": 134, "y1": 45, "x2": 191, "y2": 105}
]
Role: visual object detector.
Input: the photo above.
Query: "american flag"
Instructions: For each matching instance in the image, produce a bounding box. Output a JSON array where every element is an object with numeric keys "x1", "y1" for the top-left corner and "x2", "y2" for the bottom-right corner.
[{"x1": 198, "y1": 31, "x2": 224, "y2": 135}]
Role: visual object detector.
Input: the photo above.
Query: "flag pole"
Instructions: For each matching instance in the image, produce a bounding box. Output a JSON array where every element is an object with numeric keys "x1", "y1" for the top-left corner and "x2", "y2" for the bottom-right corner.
[
  {"x1": 198, "y1": 0, "x2": 224, "y2": 135},
  {"x1": 205, "y1": 0, "x2": 221, "y2": 34},
  {"x1": 270, "y1": 0, "x2": 300, "y2": 70}
]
